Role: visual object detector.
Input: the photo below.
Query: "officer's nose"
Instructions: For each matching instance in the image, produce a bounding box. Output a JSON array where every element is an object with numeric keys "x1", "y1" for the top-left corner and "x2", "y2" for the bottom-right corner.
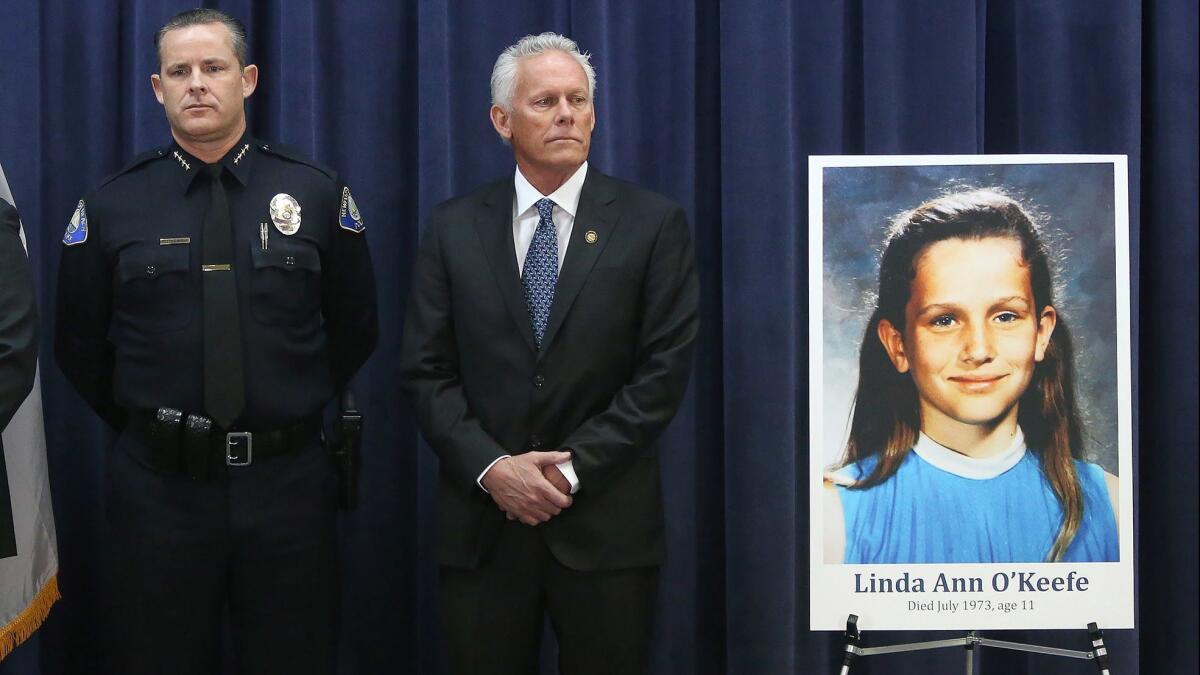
[{"x1": 187, "y1": 70, "x2": 208, "y2": 95}]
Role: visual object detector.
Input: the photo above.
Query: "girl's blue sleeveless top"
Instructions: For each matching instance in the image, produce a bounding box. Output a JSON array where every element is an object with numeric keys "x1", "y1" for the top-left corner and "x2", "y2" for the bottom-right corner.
[{"x1": 835, "y1": 440, "x2": 1119, "y2": 564}]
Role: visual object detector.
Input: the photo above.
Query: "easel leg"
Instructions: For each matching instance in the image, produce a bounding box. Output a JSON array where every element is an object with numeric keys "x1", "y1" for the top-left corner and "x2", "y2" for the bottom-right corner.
[
  {"x1": 964, "y1": 632, "x2": 976, "y2": 675},
  {"x1": 840, "y1": 614, "x2": 860, "y2": 674},
  {"x1": 1087, "y1": 622, "x2": 1112, "y2": 674}
]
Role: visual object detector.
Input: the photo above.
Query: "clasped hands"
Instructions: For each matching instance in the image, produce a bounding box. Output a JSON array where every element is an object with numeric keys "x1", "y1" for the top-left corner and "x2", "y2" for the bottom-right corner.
[{"x1": 481, "y1": 451, "x2": 573, "y2": 526}]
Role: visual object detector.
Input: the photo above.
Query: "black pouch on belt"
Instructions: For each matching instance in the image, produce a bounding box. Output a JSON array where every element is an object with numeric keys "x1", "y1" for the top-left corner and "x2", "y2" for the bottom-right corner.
[
  {"x1": 332, "y1": 390, "x2": 363, "y2": 511},
  {"x1": 183, "y1": 414, "x2": 213, "y2": 481}
]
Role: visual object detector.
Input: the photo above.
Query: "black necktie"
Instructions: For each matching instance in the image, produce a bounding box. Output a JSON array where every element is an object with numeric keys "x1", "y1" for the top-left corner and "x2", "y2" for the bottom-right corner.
[{"x1": 202, "y1": 164, "x2": 245, "y2": 428}]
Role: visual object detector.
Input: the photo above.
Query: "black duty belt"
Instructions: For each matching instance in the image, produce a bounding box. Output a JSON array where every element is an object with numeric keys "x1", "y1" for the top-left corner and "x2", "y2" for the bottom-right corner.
[{"x1": 125, "y1": 408, "x2": 321, "y2": 480}]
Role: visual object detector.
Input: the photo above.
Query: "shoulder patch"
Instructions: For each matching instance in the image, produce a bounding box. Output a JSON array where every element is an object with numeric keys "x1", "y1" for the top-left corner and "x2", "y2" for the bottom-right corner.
[
  {"x1": 339, "y1": 187, "x2": 366, "y2": 233},
  {"x1": 257, "y1": 142, "x2": 338, "y2": 181},
  {"x1": 63, "y1": 200, "x2": 88, "y2": 246}
]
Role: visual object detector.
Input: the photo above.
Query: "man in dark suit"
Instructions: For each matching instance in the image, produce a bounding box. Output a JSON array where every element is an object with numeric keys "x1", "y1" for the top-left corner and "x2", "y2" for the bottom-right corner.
[
  {"x1": 0, "y1": 196, "x2": 38, "y2": 560},
  {"x1": 401, "y1": 32, "x2": 699, "y2": 675}
]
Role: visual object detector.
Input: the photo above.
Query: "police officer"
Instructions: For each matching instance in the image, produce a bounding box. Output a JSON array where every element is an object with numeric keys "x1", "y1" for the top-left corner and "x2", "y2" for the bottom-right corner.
[{"x1": 54, "y1": 9, "x2": 377, "y2": 674}]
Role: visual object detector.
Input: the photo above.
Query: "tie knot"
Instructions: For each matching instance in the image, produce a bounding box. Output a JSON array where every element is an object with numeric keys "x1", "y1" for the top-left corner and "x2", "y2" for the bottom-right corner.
[
  {"x1": 535, "y1": 198, "x2": 555, "y2": 222},
  {"x1": 205, "y1": 163, "x2": 224, "y2": 181}
]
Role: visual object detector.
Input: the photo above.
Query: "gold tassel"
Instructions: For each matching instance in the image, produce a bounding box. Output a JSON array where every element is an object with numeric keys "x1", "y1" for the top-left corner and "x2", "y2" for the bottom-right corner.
[{"x1": 0, "y1": 574, "x2": 61, "y2": 661}]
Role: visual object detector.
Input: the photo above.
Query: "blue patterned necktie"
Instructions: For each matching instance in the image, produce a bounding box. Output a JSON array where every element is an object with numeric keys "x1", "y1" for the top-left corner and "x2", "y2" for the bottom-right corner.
[{"x1": 522, "y1": 198, "x2": 559, "y2": 348}]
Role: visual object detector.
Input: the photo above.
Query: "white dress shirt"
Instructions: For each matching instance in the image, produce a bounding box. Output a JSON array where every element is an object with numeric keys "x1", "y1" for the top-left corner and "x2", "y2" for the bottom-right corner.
[{"x1": 475, "y1": 163, "x2": 589, "y2": 495}]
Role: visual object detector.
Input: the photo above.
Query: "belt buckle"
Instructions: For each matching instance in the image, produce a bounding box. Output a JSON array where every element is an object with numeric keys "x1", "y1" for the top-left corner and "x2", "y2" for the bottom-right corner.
[{"x1": 226, "y1": 432, "x2": 253, "y2": 466}]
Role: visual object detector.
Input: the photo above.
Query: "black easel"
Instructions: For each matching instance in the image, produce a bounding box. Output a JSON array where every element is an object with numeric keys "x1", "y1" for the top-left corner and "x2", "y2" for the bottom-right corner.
[{"x1": 838, "y1": 614, "x2": 1112, "y2": 674}]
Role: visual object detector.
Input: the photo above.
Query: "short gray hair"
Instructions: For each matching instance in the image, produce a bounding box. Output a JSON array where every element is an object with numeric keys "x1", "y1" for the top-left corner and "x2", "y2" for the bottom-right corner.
[
  {"x1": 155, "y1": 8, "x2": 249, "y2": 69},
  {"x1": 490, "y1": 32, "x2": 597, "y2": 111}
]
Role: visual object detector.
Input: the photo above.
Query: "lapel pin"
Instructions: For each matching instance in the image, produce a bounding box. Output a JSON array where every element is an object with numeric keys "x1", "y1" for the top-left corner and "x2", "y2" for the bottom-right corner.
[{"x1": 585, "y1": 230, "x2": 598, "y2": 244}]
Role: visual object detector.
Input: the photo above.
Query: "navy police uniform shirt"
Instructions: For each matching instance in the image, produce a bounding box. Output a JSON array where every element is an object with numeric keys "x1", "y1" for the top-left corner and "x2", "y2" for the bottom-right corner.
[{"x1": 55, "y1": 135, "x2": 378, "y2": 431}]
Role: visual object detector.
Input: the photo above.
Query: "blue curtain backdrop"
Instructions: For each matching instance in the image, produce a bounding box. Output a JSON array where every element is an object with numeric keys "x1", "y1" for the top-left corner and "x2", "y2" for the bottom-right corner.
[{"x1": 1, "y1": 0, "x2": 1196, "y2": 673}]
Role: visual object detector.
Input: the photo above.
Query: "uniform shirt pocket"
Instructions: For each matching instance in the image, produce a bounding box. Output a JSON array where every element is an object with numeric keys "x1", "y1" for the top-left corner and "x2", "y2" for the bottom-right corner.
[
  {"x1": 115, "y1": 242, "x2": 194, "y2": 334},
  {"x1": 248, "y1": 238, "x2": 322, "y2": 326}
]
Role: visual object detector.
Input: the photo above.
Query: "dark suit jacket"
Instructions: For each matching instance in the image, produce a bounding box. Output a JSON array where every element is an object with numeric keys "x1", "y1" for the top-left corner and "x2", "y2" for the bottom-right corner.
[
  {"x1": 401, "y1": 168, "x2": 699, "y2": 571},
  {"x1": 0, "y1": 197, "x2": 38, "y2": 558}
]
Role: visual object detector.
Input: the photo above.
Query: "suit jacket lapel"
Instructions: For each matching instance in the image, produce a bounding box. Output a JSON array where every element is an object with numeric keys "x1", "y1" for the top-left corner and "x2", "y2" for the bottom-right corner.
[
  {"x1": 539, "y1": 170, "x2": 618, "y2": 356},
  {"x1": 475, "y1": 181, "x2": 538, "y2": 353}
]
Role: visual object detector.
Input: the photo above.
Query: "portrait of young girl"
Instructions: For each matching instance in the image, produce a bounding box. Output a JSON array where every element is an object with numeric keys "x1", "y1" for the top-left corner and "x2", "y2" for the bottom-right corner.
[{"x1": 822, "y1": 187, "x2": 1120, "y2": 565}]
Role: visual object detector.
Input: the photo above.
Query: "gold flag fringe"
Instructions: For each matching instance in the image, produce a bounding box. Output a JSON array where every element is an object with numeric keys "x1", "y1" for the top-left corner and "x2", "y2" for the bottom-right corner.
[{"x1": 0, "y1": 574, "x2": 60, "y2": 661}]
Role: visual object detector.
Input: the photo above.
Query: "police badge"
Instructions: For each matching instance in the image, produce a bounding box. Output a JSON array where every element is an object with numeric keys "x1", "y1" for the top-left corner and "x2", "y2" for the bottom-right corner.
[
  {"x1": 63, "y1": 200, "x2": 89, "y2": 246},
  {"x1": 270, "y1": 193, "x2": 302, "y2": 235},
  {"x1": 339, "y1": 187, "x2": 365, "y2": 233}
]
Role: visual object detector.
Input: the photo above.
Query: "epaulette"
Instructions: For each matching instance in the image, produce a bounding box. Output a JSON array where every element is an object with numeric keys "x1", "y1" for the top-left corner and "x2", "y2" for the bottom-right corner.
[
  {"x1": 93, "y1": 146, "x2": 172, "y2": 191},
  {"x1": 255, "y1": 141, "x2": 338, "y2": 182}
]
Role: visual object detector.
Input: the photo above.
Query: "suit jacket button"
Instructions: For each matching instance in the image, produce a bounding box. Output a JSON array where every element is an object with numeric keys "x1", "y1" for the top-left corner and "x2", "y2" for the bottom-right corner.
[
  {"x1": 529, "y1": 435, "x2": 542, "y2": 450},
  {"x1": 532, "y1": 374, "x2": 545, "y2": 388}
]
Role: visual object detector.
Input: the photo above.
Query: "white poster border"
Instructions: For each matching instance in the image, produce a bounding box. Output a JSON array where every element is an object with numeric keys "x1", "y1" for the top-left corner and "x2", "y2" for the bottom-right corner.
[{"x1": 807, "y1": 154, "x2": 1134, "y2": 631}]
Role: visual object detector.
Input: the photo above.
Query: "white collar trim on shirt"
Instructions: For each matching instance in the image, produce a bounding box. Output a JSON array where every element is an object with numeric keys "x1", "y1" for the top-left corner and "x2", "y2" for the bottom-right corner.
[
  {"x1": 912, "y1": 428, "x2": 1027, "y2": 480},
  {"x1": 514, "y1": 162, "x2": 588, "y2": 219}
]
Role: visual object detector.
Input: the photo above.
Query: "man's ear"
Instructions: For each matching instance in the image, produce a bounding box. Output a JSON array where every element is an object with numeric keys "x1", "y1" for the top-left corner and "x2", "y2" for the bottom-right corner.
[
  {"x1": 151, "y1": 73, "x2": 165, "y2": 105},
  {"x1": 876, "y1": 318, "x2": 910, "y2": 373},
  {"x1": 241, "y1": 64, "x2": 259, "y2": 98},
  {"x1": 490, "y1": 105, "x2": 513, "y2": 141}
]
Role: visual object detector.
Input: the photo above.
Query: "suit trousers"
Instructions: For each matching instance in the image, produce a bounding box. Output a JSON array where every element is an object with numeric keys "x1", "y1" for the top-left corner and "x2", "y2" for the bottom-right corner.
[
  {"x1": 441, "y1": 518, "x2": 659, "y2": 675},
  {"x1": 102, "y1": 431, "x2": 339, "y2": 675}
]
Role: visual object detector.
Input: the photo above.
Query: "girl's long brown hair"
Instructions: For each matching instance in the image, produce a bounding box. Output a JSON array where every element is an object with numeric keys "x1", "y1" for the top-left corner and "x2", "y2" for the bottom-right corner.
[{"x1": 840, "y1": 189, "x2": 1085, "y2": 562}]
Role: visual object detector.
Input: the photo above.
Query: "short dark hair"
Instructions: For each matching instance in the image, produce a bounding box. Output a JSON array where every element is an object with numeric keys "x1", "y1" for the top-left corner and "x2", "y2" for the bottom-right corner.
[{"x1": 155, "y1": 8, "x2": 248, "y2": 69}]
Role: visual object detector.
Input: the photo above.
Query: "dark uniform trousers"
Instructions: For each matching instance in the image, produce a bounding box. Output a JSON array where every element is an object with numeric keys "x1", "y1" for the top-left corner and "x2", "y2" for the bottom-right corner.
[
  {"x1": 103, "y1": 432, "x2": 338, "y2": 674},
  {"x1": 440, "y1": 522, "x2": 659, "y2": 675}
]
